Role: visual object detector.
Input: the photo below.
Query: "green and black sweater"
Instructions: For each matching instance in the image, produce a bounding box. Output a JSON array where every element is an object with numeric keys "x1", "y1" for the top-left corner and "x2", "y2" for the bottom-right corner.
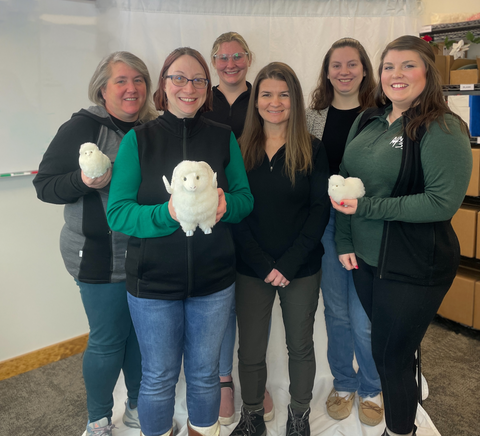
[{"x1": 336, "y1": 106, "x2": 472, "y2": 284}]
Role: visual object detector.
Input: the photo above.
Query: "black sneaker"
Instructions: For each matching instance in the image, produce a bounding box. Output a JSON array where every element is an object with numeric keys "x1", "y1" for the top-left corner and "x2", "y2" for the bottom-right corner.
[
  {"x1": 230, "y1": 406, "x2": 266, "y2": 436},
  {"x1": 286, "y1": 405, "x2": 310, "y2": 436}
]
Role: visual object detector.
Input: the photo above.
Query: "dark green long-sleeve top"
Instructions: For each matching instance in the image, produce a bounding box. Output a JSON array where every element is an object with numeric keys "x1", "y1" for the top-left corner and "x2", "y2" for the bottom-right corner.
[{"x1": 335, "y1": 108, "x2": 472, "y2": 268}]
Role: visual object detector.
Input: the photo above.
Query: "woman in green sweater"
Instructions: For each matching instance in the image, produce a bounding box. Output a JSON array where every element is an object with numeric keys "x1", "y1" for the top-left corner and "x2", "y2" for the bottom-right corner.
[{"x1": 333, "y1": 35, "x2": 472, "y2": 436}]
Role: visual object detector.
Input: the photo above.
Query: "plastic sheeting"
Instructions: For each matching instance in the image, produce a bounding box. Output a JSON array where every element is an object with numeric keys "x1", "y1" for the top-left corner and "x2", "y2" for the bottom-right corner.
[
  {"x1": 82, "y1": 294, "x2": 442, "y2": 436},
  {"x1": 95, "y1": 1, "x2": 422, "y2": 106}
]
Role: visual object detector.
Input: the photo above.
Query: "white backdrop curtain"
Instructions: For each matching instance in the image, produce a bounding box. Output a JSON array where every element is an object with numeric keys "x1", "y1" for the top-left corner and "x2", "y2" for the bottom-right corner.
[
  {"x1": 0, "y1": 0, "x2": 423, "y2": 173},
  {"x1": 95, "y1": 0, "x2": 424, "y2": 100}
]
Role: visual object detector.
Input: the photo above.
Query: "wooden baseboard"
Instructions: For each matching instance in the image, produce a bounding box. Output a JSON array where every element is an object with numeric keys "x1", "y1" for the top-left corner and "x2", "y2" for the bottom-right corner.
[{"x1": 0, "y1": 333, "x2": 88, "y2": 381}]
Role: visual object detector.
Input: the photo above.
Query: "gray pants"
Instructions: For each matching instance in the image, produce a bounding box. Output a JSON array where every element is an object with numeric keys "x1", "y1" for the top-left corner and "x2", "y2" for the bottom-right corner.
[{"x1": 235, "y1": 271, "x2": 321, "y2": 410}]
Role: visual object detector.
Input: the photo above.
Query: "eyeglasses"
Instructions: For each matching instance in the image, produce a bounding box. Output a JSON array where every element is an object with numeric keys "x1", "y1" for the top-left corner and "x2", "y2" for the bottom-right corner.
[
  {"x1": 213, "y1": 52, "x2": 249, "y2": 65},
  {"x1": 165, "y1": 75, "x2": 209, "y2": 89}
]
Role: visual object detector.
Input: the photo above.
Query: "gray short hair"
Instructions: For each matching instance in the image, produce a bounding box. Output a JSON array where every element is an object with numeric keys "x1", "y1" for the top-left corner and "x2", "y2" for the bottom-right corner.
[{"x1": 88, "y1": 51, "x2": 157, "y2": 122}]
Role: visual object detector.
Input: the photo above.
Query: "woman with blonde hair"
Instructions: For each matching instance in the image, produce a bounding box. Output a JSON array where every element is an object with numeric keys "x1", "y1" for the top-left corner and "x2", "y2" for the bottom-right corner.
[
  {"x1": 203, "y1": 30, "x2": 274, "y2": 426},
  {"x1": 230, "y1": 62, "x2": 330, "y2": 436}
]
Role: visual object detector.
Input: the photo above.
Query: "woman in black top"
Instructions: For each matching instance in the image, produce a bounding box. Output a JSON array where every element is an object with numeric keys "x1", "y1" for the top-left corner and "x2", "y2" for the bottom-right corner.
[{"x1": 230, "y1": 62, "x2": 329, "y2": 436}]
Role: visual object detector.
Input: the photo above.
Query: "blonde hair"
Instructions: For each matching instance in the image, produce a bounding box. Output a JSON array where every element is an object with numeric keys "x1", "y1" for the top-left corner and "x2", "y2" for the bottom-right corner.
[{"x1": 210, "y1": 32, "x2": 253, "y2": 66}]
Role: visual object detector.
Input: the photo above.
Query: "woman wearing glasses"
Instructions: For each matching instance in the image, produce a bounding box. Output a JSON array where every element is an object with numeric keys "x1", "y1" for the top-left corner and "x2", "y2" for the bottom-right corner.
[
  {"x1": 203, "y1": 31, "x2": 274, "y2": 426},
  {"x1": 107, "y1": 47, "x2": 253, "y2": 436}
]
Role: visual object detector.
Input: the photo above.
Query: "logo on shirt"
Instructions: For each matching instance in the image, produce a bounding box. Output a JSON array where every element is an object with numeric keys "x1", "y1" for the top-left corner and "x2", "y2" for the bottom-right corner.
[{"x1": 390, "y1": 136, "x2": 403, "y2": 149}]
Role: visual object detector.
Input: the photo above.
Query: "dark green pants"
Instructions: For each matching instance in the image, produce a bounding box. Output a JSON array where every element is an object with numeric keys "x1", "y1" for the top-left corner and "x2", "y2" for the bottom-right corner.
[{"x1": 235, "y1": 271, "x2": 321, "y2": 410}]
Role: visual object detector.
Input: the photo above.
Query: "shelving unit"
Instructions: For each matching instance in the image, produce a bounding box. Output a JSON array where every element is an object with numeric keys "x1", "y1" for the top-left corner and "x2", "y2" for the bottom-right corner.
[
  {"x1": 423, "y1": 21, "x2": 480, "y2": 328},
  {"x1": 442, "y1": 84, "x2": 480, "y2": 96},
  {"x1": 419, "y1": 19, "x2": 480, "y2": 43}
]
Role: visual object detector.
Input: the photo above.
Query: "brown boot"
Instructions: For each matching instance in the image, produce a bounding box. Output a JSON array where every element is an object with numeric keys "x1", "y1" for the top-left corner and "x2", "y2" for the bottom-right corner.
[{"x1": 187, "y1": 421, "x2": 202, "y2": 436}]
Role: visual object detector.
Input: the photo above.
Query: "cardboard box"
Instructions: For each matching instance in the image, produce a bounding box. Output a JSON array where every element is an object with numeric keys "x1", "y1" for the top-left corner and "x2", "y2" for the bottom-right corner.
[
  {"x1": 474, "y1": 281, "x2": 480, "y2": 330},
  {"x1": 435, "y1": 55, "x2": 453, "y2": 85},
  {"x1": 438, "y1": 267, "x2": 480, "y2": 326},
  {"x1": 477, "y1": 212, "x2": 480, "y2": 260},
  {"x1": 435, "y1": 55, "x2": 476, "y2": 85},
  {"x1": 451, "y1": 206, "x2": 478, "y2": 257},
  {"x1": 450, "y1": 58, "x2": 480, "y2": 85},
  {"x1": 466, "y1": 147, "x2": 479, "y2": 197}
]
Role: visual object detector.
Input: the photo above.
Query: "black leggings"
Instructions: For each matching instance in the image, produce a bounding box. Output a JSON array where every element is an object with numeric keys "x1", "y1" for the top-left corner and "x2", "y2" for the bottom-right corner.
[{"x1": 353, "y1": 257, "x2": 451, "y2": 434}]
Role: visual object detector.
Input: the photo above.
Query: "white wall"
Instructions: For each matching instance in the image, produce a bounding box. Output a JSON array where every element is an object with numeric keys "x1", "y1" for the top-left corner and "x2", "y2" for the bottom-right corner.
[
  {"x1": 0, "y1": 176, "x2": 88, "y2": 361},
  {"x1": 1, "y1": 0, "x2": 478, "y2": 362},
  {"x1": 421, "y1": 0, "x2": 479, "y2": 24}
]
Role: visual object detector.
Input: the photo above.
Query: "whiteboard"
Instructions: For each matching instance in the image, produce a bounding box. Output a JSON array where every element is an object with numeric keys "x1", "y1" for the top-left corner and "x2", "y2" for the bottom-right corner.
[{"x1": 0, "y1": 0, "x2": 102, "y2": 175}]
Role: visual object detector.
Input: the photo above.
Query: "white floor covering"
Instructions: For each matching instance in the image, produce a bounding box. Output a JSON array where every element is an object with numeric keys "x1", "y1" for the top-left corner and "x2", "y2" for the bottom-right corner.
[{"x1": 84, "y1": 294, "x2": 441, "y2": 436}]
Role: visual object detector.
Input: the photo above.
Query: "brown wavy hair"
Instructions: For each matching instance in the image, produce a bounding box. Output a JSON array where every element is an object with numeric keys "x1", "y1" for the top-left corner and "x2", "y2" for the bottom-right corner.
[
  {"x1": 239, "y1": 62, "x2": 312, "y2": 185},
  {"x1": 310, "y1": 38, "x2": 375, "y2": 111},
  {"x1": 153, "y1": 47, "x2": 213, "y2": 113},
  {"x1": 374, "y1": 35, "x2": 469, "y2": 140}
]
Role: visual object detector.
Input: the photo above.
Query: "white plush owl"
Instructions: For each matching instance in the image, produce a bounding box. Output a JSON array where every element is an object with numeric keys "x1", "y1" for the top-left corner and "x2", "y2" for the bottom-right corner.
[
  {"x1": 79, "y1": 142, "x2": 112, "y2": 178},
  {"x1": 328, "y1": 175, "x2": 365, "y2": 204}
]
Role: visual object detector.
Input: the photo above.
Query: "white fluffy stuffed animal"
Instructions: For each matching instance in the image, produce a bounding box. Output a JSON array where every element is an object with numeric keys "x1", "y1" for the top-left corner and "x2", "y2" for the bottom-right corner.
[
  {"x1": 163, "y1": 160, "x2": 219, "y2": 237},
  {"x1": 79, "y1": 142, "x2": 111, "y2": 178},
  {"x1": 328, "y1": 175, "x2": 365, "y2": 204}
]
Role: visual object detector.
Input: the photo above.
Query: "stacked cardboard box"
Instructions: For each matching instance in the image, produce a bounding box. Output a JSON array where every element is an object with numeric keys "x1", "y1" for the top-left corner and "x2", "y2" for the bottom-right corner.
[
  {"x1": 435, "y1": 55, "x2": 480, "y2": 85},
  {"x1": 438, "y1": 267, "x2": 480, "y2": 327}
]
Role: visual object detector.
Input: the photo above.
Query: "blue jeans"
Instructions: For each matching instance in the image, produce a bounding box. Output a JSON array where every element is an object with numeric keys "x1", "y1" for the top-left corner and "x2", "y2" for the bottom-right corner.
[
  {"x1": 128, "y1": 284, "x2": 235, "y2": 436},
  {"x1": 77, "y1": 280, "x2": 142, "y2": 423},
  {"x1": 219, "y1": 299, "x2": 236, "y2": 377},
  {"x1": 320, "y1": 208, "x2": 381, "y2": 398}
]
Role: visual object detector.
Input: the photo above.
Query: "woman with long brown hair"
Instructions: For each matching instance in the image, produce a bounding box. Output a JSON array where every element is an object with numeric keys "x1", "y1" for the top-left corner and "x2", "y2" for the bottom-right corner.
[
  {"x1": 230, "y1": 62, "x2": 329, "y2": 436},
  {"x1": 306, "y1": 38, "x2": 383, "y2": 426},
  {"x1": 333, "y1": 35, "x2": 472, "y2": 436}
]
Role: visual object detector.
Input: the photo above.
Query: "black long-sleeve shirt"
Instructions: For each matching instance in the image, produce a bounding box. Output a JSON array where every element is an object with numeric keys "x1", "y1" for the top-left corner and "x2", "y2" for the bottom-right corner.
[{"x1": 234, "y1": 138, "x2": 330, "y2": 281}]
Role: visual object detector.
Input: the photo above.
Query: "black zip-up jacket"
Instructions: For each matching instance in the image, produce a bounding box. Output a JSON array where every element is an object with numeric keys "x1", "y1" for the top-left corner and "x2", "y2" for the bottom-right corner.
[
  {"x1": 202, "y1": 83, "x2": 252, "y2": 139},
  {"x1": 234, "y1": 138, "x2": 330, "y2": 281},
  {"x1": 33, "y1": 105, "x2": 131, "y2": 283}
]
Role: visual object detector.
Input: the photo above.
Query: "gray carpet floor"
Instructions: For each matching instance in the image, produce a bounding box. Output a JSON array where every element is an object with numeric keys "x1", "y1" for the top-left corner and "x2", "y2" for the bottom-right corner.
[{"x1": 1, "y1": 315, "x2": 479, "y2": 436}]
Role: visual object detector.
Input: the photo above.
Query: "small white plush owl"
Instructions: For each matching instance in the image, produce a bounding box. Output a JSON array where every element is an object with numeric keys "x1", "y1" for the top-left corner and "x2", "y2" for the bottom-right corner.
[
  {"x1": 79, "y1": 142, "x2": 112, "y2": 178},
  {"x1": 328, "y1": 175, "x2": 365, "y2": 204}
]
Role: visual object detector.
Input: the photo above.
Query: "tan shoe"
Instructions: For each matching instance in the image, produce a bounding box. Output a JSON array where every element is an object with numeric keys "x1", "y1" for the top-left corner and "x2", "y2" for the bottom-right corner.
[
  {"x1": 326, "y1": 388, "x2": 355, "y2": 420},
  {"x1": 263, "y1": 388, "x2": 275, "y2": 422},
  {"x1": 359, "y1": 393, "x2": 384, "y2": 426}
]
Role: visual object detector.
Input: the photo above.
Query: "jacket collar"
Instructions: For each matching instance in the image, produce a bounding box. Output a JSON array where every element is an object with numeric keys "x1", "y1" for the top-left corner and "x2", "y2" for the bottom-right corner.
[{"x1": 160, "y1": 110, "x2": 204, "y2": 137}]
